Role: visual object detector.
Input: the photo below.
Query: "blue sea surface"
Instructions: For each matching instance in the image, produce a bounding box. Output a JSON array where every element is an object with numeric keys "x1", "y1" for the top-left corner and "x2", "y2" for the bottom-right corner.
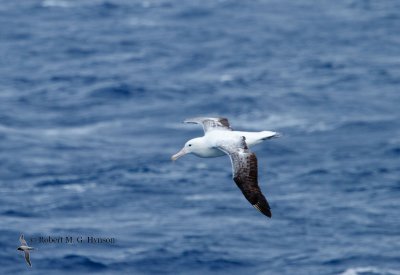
[{"x1": 0, "y1": 0, "x2": 399, "y2": 274}]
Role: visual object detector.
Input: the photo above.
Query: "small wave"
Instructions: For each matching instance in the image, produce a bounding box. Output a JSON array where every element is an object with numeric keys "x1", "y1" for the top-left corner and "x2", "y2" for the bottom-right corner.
[
  {"x1": 304, "y1": 168, "x2": 330, "y2": 176},
  {"x1": 235, "y1": 112, "x2": 398, "y2": 134},
  {"x1": 235, "y1": 112, "x2": 337, "y2": 133},
  {"x1": 220, "y1": 74, "x2": 235, "y2": 83},
  {"x1": 2, "y1": 210, "x2": 33, "y2": 217},
  {"x1": 41, "y1": 0, "x2": 122, "y2": 9},
  {"x1": 89, "y1": 84, "x2": 146, "y2": 100},
  {"x1": 175, "y1": 7, "x2": 213, "y2": 19},
  {"x1": 48, "y1": 254, "x2": 108, "y2": 271},
  {"x1": 236, "y1": 113, "x2": 308, "y2": 130},
  {"x1": 37, "y1": 178, "x2": 97, "y2": 192},
  {"x1": 386, "y1": 146, "x2": 400, "y2": 156},
  {"x1": 336, "y1": 115, "x2": 396, "y2": 131},
  {"x1": 41, "y1": 126, "x2": 101, "y2": 137},
  {"x1": 184, "y1": 193, "x2": 232, "y2": 201},
  {"x1": 42, "y1": 0, "x2": 71, "y2": 8},
  {"x1": 62, "y1": 183, "x2": 97, "y2": 193},
  {"x1": 127, "y1": 18, "x2": 159, "y2": 27},
  {"x1": 0, "y1": 121, "x2": 116, "y2": 138},
  {"x1": 65, "y1": 47, "x2": 97, "y2": 57},
  {"x1": 340, "y1": 267, "x2": 400, "y2": 275}
]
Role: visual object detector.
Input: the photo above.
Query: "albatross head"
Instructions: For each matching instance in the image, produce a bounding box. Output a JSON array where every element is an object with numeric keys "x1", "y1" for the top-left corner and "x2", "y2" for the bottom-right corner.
[{"x1": 171, "y1": 138, "x2": 203, "y2": 161}]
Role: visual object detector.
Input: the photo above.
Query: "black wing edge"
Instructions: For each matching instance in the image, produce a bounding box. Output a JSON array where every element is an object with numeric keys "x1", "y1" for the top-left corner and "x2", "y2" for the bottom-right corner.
[{"x1": 252, "y1": 193, "x2": 272, "y2": 218}]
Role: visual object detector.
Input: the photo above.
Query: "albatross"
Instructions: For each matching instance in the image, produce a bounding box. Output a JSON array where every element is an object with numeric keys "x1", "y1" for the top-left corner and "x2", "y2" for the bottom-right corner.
[
  {"x1": 17, "y1": 234, "x2": 34, "y2": 267},
  {"x1": 171, "y1": 117, "x2": 279, "y2": 218}
]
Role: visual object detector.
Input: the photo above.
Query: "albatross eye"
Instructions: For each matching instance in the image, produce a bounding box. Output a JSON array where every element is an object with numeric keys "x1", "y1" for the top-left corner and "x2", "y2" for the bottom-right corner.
[{"x1": 188, "y1": 144, "x2": 192, "y2": 147}]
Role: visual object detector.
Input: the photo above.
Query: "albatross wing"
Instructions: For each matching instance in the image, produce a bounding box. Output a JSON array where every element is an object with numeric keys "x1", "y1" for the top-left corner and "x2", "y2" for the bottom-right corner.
[
  {"x1": 218, "y1": 137, "x2": 272, "y2": 218},
  {"x1": 20, "y1": 235, "x2": 27, "y2": 246},
  {"x1": 24, "y1": 251, "x2": 32, "y2": 267},
  {"x1": 184, "y1": 117, "x2": 232, "y2": 133}
]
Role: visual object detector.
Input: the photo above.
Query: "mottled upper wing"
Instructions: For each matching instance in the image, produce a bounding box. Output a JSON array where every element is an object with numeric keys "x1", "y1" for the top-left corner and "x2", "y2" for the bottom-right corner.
[
  {"x1": 24, "y1": 251, "x2": 32, "y2": 267},
  {"x1": 20, "y1": 234, "x2": 27, "y2": 246},
  {"x1": 184, "y1": 117, "x2": 232, "y2": 133},
  {"x1": 218, "y1": 137, "x2": 272, "y2": 218}
]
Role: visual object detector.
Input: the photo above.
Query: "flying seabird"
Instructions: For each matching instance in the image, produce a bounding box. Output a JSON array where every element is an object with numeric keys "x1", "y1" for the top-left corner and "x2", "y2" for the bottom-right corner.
[
  {"x1": 17, "y1": 234, "x2": 34, "y2": 267},
  {"x1": 171, "y1": 117, "x2": 279, "y2": 217}
]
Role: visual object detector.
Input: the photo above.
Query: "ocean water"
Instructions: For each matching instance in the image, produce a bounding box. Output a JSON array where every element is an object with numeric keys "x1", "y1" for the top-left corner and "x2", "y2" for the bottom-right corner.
[{"x1": 0, "y1": 0, "x2": 399, "y2": 274}]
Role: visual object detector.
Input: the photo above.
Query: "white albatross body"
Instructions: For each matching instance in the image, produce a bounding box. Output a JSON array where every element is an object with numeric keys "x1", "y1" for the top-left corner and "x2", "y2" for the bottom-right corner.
[
  {"x1": 178, "y1": 130, "x2": 278, "y2": 158},
  {"x1": 171, "y1": 117, "x2": 280, "y2": 218}
]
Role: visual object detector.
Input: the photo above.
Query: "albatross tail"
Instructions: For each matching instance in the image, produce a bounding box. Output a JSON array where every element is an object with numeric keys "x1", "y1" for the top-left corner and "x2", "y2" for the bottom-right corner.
[
  {"x1": 260, "y1": 131, "x2": 281, "y2": 140},
  {"x1": 241, "y1": 131, "x2": 280, "y2": 146}
]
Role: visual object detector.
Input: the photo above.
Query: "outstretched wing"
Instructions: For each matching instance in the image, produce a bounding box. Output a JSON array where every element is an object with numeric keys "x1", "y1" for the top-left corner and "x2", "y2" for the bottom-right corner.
[
  {"x1": 24, "y1": 251, "x2": 32, "y2": 267},
  {"x1": 218, "y1": 137, "x2": 272, "y2": 218},
  {"x1": 184, "y1": 117, "x2": 232, "y2": 133},
  {"x1": 20, "y1": 235, "x2": 27, "y2": 246}
]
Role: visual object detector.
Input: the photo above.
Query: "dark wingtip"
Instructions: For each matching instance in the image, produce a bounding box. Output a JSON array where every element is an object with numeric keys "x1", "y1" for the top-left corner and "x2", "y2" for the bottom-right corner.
[
  {"x1": 259, "y1": 205, "x2": 272, "y2": 218},
  {"x1": 253, "y1": 203, "x2": 272, "y2": 218}
]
